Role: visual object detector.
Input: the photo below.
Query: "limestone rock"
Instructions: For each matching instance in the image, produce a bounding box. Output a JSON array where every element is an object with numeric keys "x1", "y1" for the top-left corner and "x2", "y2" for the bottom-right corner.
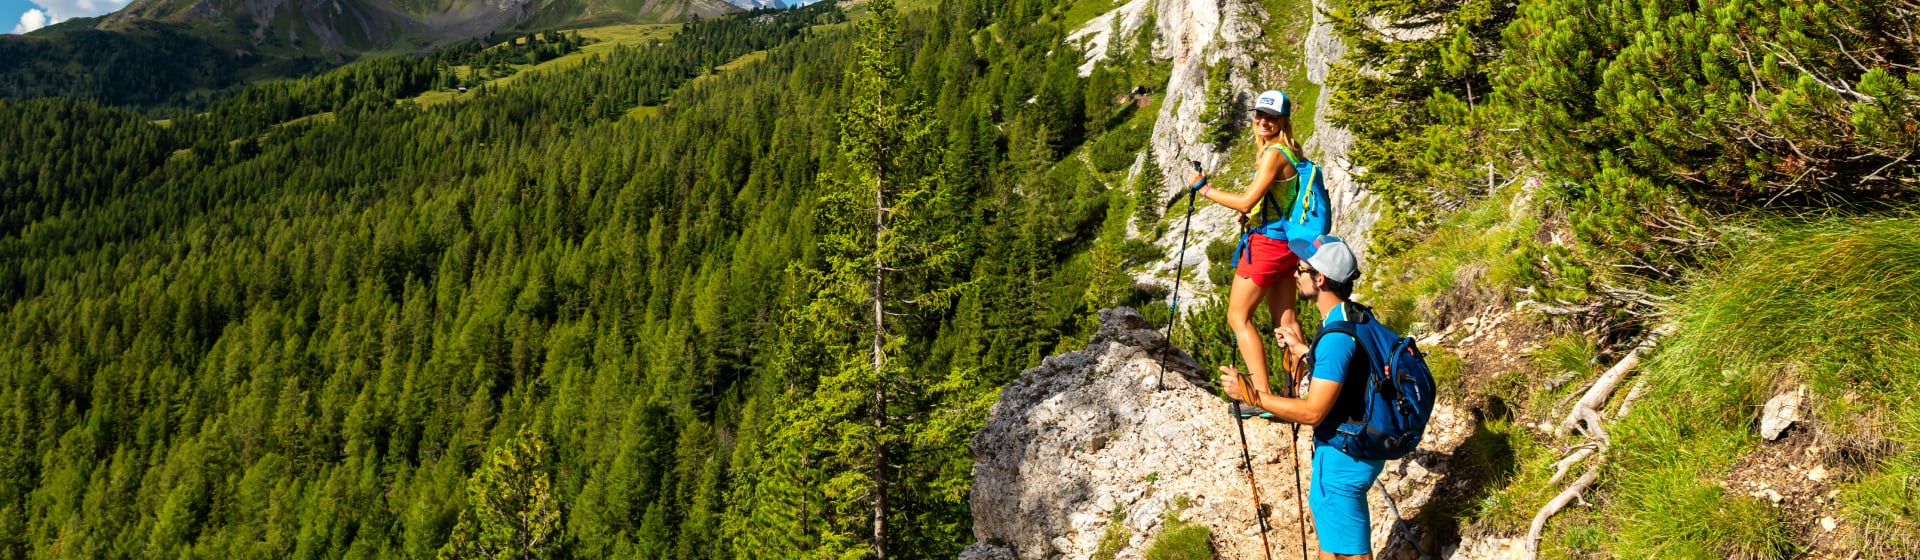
[
  {"x1": 1760, "y1": 385, "x2": 1806, "y2": 441},
  {"x1": 968, "y1": 308, "x2": 1306, "y2": 559},
  {"x1": 1125, "y1": 0, "x2": 1374, "y2": 305},
  {"x1": 966, "y1": 308, "x2": 1475, "y2": 559}
]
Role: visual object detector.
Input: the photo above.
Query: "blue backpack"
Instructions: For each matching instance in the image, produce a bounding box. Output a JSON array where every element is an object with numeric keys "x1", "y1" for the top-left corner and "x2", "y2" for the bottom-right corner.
[
  {"x1": 1313, "y1": 304, "x2": 1436, "y2": 461},
  {"x1": 1236, "y1": 144, "x2": 1333, "y2": 264}
]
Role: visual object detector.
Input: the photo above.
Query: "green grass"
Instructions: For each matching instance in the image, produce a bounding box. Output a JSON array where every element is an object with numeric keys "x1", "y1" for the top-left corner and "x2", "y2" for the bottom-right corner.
[
  {"x1": 1093, "y1": 506, "x2": 1131, "y2": 560},
  {"x1": 1454, "y1": 415, "x2": 1550, "y2": 526},
  {"x1": 1368, "y1": 195, "x2": 1920, "y2": 556},
  {"x1": 1599, "y1": 216, "x2": 1920, "y2": 558},
  {"x1": 411, "y1": 23, "x2": 680, "y2": 108},
  {"x1": 1057, "y1": 0, "x2": 1124, "y2": 32},
  {"x1": 1519, "y1": 333, "x2": 1597, "y2": 420},
  {"x1": 1143, "y1": 496, "x2": 1212, "y2": 560},
  {"x1": 1425, "y1": 345, "x2": 1466, "y2": 399},
  {"x1": 1456, "y1": 218, "x2": 1920, "y2": 558},
  {"x1": 1368, "y1": 179, "x2": 1542, "y2": 334},
  {"x1": 1255, "y1": 0, "x2": 1319, "y2": 141}
]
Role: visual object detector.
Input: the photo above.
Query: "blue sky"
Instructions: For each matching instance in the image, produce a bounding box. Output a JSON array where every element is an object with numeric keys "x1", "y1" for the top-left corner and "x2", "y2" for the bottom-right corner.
[
  {"x1": 4, "y1": 0, "x2": 45, "y2": 34},
  {"x1": 7, "y1": 0, "x2": 132, "y2": 34}
]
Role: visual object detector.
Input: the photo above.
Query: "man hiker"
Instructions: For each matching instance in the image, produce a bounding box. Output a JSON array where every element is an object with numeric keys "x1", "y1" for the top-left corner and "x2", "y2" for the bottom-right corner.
[{"x1": 1220, "y1": 235, "x2": 1385, "y2": 560}]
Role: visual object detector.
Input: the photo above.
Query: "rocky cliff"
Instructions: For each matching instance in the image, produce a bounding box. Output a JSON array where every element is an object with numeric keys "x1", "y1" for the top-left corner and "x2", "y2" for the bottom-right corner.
[
  {"x1": 962, "y1": 309, "x2": 1475, "y2": 559},
  {"x1": 1077, "y1": 0, "x2": 1374, "y2": 302}
]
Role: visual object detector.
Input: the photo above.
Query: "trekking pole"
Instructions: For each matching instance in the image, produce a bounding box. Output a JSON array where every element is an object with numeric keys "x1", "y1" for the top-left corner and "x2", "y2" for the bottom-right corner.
[
  {"x1": 1284, "y1": 348, "x2": 1309, "y2": 560},
  {"x1": 1233, "y1": 369, "x2": 1277, "y2": 560},
  {"x1": 1155, "y1": 160, "x2": 1205, "y2": 390}
]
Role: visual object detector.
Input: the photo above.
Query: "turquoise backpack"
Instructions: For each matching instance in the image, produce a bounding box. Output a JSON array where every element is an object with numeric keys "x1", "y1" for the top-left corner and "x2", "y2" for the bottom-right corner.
[{"x1": 1235, "y1": 143, "x2": 1332, "y2": 265}]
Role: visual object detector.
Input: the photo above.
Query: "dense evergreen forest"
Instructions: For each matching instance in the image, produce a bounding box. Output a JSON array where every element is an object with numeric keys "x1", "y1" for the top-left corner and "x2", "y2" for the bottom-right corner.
[{"x1": 0, "y1": 0, "x2": 1169, "y2": 557}]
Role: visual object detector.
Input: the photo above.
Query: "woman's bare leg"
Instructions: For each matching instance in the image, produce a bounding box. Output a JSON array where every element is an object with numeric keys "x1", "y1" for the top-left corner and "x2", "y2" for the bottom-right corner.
[
  {"x1": 1265, "y1": 273, "x2": 1302, "y2": 393},
  {"x1": 1225, "y1": 274, "x2": 1272, "y2": 395}
]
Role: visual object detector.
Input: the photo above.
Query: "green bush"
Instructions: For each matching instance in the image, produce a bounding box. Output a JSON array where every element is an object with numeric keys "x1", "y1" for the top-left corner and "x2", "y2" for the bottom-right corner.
[{"x1": 1090, "y1": 121, "x2": 1150, "y2": 174}]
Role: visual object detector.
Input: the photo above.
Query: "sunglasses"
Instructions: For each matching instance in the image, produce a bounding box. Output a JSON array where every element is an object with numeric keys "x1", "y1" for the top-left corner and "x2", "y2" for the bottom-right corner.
[{"x1": 1295, "y1": 264, "x2": 1316, "y2": 275}]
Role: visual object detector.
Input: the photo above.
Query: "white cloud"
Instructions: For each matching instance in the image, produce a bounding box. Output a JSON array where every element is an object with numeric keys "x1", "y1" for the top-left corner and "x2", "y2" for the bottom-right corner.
[
  {"x1": 12, "y1": 0, "x2": 134, "y2": 30},
  {"x1": 12, "y1": 8, "x2": 49, "y2": 33}
]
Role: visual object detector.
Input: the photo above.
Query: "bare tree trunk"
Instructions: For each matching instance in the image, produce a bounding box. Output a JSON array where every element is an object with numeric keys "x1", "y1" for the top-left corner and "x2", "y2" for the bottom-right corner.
[{"x1": 871, "y1": 141, "x2": 889, "y2": 560}]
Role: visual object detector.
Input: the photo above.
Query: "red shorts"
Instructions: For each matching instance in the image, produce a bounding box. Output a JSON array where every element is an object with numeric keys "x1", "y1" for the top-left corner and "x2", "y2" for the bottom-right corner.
[{"x1": 1235, "y1": 233, "x2": 1300, "y2": 288}]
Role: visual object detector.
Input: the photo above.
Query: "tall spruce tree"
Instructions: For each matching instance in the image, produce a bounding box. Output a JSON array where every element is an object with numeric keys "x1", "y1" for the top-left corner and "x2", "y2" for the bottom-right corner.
[{"x1": 778, "y1": 0, "x2": 962, "y2": 557}]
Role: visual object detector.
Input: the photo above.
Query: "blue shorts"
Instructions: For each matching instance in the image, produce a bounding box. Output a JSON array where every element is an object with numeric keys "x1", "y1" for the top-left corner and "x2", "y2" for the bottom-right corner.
[{"x1": 1310, "y1": 442, "x2": 1385, "y2": 555}]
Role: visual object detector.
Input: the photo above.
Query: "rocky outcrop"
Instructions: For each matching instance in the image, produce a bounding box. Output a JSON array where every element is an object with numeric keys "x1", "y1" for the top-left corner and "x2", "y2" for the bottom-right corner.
[
  {"x1": 1134, "y1": 0, "x2": 1263, "y2": 306},
  {"x1": 963, "y1": 308, "x2": 1474, "y2": 559},
  {"x1": 1063, "y1": 0, "x2": 1156, "y2": 76}
]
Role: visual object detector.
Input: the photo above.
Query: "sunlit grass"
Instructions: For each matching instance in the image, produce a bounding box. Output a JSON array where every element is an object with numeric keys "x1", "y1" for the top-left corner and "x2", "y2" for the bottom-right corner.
[
  {"x1": 1367, "y1": 180, "x2": 1541, "y2": 334},
  {"x1": 1056, "y1": 0, "x2": 1123, "y2": 31},
  {"x1": 411, "y1": 23, "x2": 681, "y2": 108}
]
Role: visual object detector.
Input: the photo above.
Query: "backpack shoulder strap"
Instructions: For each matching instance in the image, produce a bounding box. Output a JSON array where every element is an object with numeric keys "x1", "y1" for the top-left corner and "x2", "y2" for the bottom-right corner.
[
  {"x1": 1267, "y1": 142, "x2": 1302, "y2": 163},
  {"x1": 1313, "y1": 305, "x2": 1385, "y2": 380},
  {"x1": 1251, "y1": 143, "x2": 1295, "y2": 225},
  {"x1": 1311, "y1": 319, "x2": 1372, "y2": 375},
  {"x1": 1312, "y1": 321, "x2": 1358, "y2": 346}
]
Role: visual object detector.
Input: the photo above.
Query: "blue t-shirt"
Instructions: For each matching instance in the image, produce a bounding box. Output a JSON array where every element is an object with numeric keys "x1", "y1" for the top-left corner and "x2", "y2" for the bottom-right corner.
[
  {"x1": 1310, "y1": 303, "x2": 1358, "y2": 385},
  {"x1": 1305, "y1": 302, "x2": 1386, "y2": 555},
  {"x1": 1309, "y1": 303, "x2": 1364, "y2": 445}
]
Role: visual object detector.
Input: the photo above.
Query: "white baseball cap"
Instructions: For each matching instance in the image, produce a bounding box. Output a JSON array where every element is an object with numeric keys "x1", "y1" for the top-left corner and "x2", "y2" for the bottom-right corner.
[
  {"x1": 1294, "y1": 235, "x2": 1358, "y2": 283},
  {"x1": 1251, "y1": 90, "x2": 1291, "y2": 117}
]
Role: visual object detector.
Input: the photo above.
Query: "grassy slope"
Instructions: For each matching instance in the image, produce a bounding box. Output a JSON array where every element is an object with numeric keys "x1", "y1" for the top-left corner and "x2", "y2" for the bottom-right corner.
[
  {"x1": 1595, "y1": 218, "x2": 1920, "y2": 558},
  {"x1": 411, "y1": 23, "x2": 681, "y2": 107},
  {"x1": 1375, "y1": 179, "x2": 1920, "y2": 557}
]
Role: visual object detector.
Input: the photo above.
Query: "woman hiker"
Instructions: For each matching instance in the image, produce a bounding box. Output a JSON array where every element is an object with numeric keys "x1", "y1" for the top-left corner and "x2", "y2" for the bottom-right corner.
[{"x1": 1184, "y1": 90, "x2": 1313, "y2": 412}]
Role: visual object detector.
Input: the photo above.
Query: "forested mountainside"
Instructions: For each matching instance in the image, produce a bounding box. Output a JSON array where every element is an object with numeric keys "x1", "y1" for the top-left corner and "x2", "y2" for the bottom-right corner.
[
  {"x1": 0, "y1": 0, "x2": 740, "y2": 114},
  {"x1": 0, "y1": 0, "x2": 1176, "y2": 557}
]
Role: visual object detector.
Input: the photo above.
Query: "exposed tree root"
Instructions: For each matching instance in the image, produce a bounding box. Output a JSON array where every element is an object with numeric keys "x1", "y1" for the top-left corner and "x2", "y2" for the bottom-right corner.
[
  {"x1": 1526, "y1": 326, "x2": 1675, "y2": 560},
  {"x1": 1557, "y1": 325, "x2": 1674, "y2": 437},
  {"x1": 1546, "y1": 446, "x2": 1595, "y2": 487},
  {"x1": 1525, "y1": 455, "x2": 1604, "y2": 558}
]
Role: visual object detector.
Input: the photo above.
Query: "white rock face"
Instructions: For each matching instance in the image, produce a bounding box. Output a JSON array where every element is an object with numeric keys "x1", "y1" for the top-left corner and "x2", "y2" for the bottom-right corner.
[
  {"x1": 1064, "y1": 0, "x2": 1157, "y2": 76},
  {"x1": 963, "y1": 308, "x2": 1476, "y2": 560},
  {"x1": 1118, "y1": 0, "x2": 1374, "y2": 305}
]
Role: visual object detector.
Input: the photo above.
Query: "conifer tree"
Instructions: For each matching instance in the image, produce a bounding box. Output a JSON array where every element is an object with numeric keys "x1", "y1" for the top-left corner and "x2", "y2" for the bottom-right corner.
[
  {"x1": 783, "y1": 0, "x2": 961, "y2": 556},
  {"x1": 438, "y1": 427, "x2": 560, "y2": 560}
]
